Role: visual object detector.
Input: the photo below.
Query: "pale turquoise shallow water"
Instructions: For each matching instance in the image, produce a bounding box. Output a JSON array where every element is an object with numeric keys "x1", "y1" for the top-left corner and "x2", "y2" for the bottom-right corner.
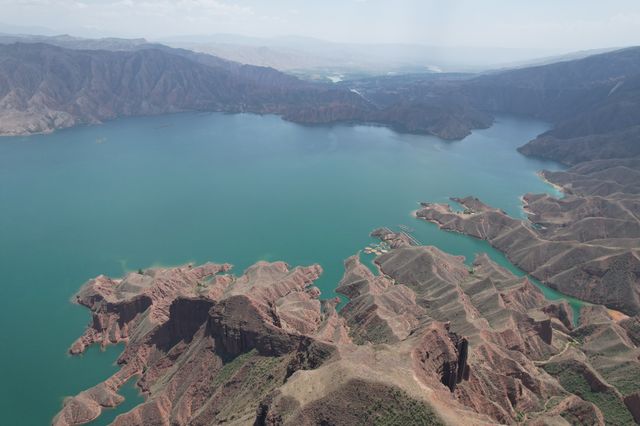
[{"x1": 0, "y1": 112, "x2": 574, "y2": 424}]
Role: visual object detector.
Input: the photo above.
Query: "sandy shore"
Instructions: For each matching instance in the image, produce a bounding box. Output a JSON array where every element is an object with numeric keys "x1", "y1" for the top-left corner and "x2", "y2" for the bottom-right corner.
[{"x1": 537, "y1": 171, "x2": 566, "y2": 196}]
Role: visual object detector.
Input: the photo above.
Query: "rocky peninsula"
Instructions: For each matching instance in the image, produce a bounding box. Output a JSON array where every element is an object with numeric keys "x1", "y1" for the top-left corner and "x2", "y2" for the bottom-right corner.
[
  {"x1": 416, "y1": 158, "x2": 640, "y2": 316},
  {"x1": 54, "y1": 227, "x2": 640, "y2": 425},
  {"x1": 32, "y1": 36, "x2": 640, "y2": 425}
]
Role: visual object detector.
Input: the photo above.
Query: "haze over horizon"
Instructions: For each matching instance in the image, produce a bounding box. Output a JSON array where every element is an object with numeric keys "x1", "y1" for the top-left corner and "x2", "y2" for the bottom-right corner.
[
  {"x1": 3, "y1": 1, "x2": 640, "y2": 425},
  {"x1": 0, "y1": 0, "x2": 639, "y2": 52}
]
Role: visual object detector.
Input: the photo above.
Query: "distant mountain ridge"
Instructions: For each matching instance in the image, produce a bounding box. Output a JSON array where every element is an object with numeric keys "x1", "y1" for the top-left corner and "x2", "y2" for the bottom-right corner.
[
  {"x1": 0, "y1": 41, "x2": 495, "y2": 139},
  {"x1": 461, "y1": 47, "x2": 640, "y2": 163},
  {"x1": 0, "y1": 33, "x2": 150, "y2": 51},
  {"x1": 343, "y1": 46, "x2": 640, "y2": 322},
  {"x1": 1, "y1": 39, "x2": 640, "y2": 153},
  {"x1": 160, "y1": 33, "x2": 580, "y2": 74},
  {"x1": 0, "y1": 42, "x2": 368, "y2": 136},
  {"x1": 348, "y1": 46, "x2": 640, "y2": 163}
]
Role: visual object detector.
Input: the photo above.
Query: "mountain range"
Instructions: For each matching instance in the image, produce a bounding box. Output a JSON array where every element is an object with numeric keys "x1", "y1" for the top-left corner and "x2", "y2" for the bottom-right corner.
[
  {"x1": 2, "y1": 34, "x2": 640, "y2": 426},
  {"x1": 346, "y1": 46, "x2": 640, "y2": 161},
  {"x1": 0, "y1": 42, "x2": 371, "y2": 137},
  {"x1": 2, "y1": 36, "x2": 639, "y2": 150}
]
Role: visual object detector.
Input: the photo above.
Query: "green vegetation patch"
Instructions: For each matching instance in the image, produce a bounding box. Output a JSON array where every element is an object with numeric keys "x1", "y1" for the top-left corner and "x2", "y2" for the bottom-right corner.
[
  {"x1": 593, "y1": 361, "x2": 640, "y2": 397},
  {"x1": 543, "y1": 362, "x2": 634, "y2": 425},
  {"x1": 362, "y1": 388, "x2": 444, "y2": 426},
  {"x1": 213, "y1": 349, "x2": 257, "y2": 386},
  {"x1": 212, "y1": 350, "x2": 289, "y2": 422},
  {"x1": 350, "y1": 321, "x2": 394, "y2": 345},
  {"x1": 571, "y1": 324, "x2": 600, "y2": 344}
]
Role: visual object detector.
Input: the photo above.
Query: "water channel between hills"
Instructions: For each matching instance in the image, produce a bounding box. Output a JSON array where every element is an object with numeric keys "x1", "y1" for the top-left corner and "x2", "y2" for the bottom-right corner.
[{"x1": 0, "y1": 112, "x2": 584, "y2": 424}]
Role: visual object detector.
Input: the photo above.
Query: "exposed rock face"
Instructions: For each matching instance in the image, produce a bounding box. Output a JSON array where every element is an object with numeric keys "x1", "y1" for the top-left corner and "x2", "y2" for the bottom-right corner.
[
  {"x1": 55, "y1": 231, "x2": 640, "y2": 425},
  {"x1": 417, "y1": 172, "x2": 640, "y2": 315},
  {"x1": 414, "y1": 174, "x2": 640, "y2": 424},
  {"x1": 54, "y1": 256, "x2": 472, "y2": 425},
  {"x1": 55, "y1": 261, "x2": 334, "y2": 425},
  {"x1": 540, "y1": 304, "x2": 640, "y2": 425},
  {"x1": 361, "y1": 242, "x2": 568, "y2": 423}
]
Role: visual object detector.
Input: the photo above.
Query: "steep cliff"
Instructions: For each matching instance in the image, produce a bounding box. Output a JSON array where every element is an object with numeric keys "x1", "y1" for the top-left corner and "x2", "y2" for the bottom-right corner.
[
  {"x1": 0, "y1": 41, "x2": 491, "y2": 140},
  {"x1": 54, "y1": 229, "x2": 639, "y2": 425},
  {"x1": 417, "y1": 180, "x2": 640, "y2": 316}
]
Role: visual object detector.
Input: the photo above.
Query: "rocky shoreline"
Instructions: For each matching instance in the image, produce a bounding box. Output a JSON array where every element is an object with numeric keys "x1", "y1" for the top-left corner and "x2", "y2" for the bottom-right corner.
[
  {"x1": 34, "y1": 38, "x2": 640, "y2": 425},
  {"x1": 54, "y1": 226, "x2": 640, "y2": 425},
  {"x1": 417, "y1": 159, "x2": 640, "y2": 316}
]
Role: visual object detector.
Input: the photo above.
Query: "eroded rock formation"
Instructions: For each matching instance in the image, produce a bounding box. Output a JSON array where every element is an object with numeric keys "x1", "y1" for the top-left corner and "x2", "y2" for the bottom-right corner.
[
  {"x1": 417, "y1": 160, "x2": 640, "y2": 316},
  {"x1": 55, "y1": 229, "x2": 640, "y2": 424},
  {"x1": 55, "y1": 258, "x2": 469, "y2": 425}
]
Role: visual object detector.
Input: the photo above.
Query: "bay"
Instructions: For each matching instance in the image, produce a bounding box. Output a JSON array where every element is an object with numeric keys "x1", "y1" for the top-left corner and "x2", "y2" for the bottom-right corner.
[{"x1": 0, "y1": 112, "x2": 570, "y2": 424}]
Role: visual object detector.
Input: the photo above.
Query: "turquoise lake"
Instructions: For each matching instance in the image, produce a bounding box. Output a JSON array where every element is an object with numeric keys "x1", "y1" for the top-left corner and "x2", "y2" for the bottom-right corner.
[{"x1": 0, "y1": 112, "x2": 576, "y2": 424}]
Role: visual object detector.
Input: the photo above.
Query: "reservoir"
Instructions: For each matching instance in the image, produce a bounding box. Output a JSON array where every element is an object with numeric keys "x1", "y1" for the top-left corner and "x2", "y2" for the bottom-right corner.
[{"x1": 0, "y1": 112, "x2": 571, "y2": 424}]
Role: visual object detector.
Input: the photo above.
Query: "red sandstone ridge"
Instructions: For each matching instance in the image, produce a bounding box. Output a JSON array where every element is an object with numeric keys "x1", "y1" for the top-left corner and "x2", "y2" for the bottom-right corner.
[
  {"x1": 55, "y1": 235, "x2": 640, "y2": 425},
  {"x1": 417, "y1": 178, "x2": 640, "y2": 316}
]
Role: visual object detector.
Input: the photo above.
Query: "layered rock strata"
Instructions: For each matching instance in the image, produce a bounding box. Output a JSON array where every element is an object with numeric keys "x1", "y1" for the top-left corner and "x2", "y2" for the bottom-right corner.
[
  {"x1": 55, "y1": 231, "x2": 640, "y2": 424},
  {"x1": 417, "y1": 160, "x2": 640, "y2": 316}
]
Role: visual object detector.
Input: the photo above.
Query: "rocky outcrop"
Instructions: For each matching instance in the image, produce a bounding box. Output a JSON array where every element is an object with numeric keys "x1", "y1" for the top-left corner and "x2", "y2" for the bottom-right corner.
[
  {"x1": 540, "y1": 316, "x2": 640, "y2": 426},
  {"x1": 56, "y1": 255, "x2": 476, "y2": 425},
  {"x1": 55, "y1": 261, "x2": 335, "y2": 425},
  {"x1": 55, "y1": 233, "x2": 640, "y2": 424},
  {"x1": 257, "y1": 319, "x2": 489, "y2": 426},
  {"x1": 261, "y1": 242, "x2": 638, "y2": 424},
  {"x1": 417, "y1": 175, "x2": 640, "y2": 315},
  {"x1": 369, "y1": 246, "x2": 564, "y2": 422}
]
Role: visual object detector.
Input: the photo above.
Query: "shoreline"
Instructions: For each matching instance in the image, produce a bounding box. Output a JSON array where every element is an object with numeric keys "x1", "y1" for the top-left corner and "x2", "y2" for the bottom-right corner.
[
  {"x1": 0, "y1": 109, "x2": 501, "y2": 142},
  {"x1": 536, "y1": 170, "x2": 566, "y2": 196},
  {"x1": 414, "y1": 201, "x2": 632, "y2": 323},
  {"x1": 413, "y1": 204, "x2": 593, "y2": 323}
]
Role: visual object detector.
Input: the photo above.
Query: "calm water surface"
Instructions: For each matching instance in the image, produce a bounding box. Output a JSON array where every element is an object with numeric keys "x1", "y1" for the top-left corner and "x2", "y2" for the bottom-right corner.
[{"x1": 0, "y1": 113, "x2": 573, "y2": 424}]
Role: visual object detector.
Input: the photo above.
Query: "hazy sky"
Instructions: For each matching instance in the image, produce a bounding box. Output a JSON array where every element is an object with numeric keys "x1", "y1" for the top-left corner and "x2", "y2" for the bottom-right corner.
[{"x1": 1, "y1": 0, "x2": 639, "y2": 49}]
